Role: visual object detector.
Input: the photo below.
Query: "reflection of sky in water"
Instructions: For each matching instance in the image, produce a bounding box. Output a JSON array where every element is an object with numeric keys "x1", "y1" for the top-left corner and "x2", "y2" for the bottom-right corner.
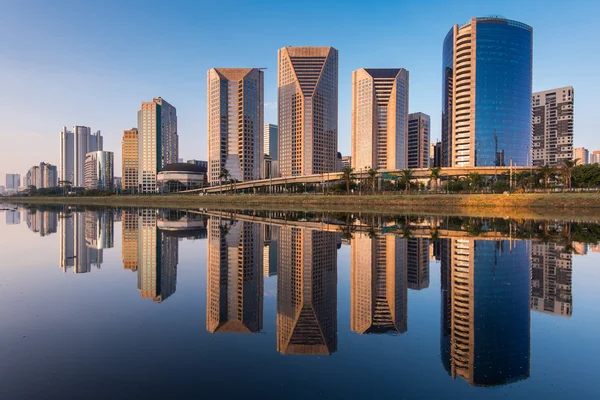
[{"x1": 0, "y1": 207, "x2": 598, "y2": 399}]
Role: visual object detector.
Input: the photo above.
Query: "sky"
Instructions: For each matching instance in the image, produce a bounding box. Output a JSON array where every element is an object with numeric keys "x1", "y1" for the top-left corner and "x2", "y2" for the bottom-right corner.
[{"x1": 1, "y1": 0, "x2": 598, "y2": 181}]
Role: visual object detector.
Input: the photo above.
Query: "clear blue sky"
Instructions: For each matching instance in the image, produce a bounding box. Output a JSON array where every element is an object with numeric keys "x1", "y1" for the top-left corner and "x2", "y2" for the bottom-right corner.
[{"x1": 1, "y1": 0, "x2": 598, "y2": 180}]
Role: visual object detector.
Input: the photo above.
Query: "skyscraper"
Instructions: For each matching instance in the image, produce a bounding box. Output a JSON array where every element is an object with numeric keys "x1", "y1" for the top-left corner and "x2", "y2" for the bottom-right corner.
[
  {"x1": 572, "y1": 147, "x2": 587, "y2": 165},
  {"x1": 6, "y1": 174, "x2": 20, "y2": 190},
  {"x1": 408, "y1": 112, "x2": 430, "y2": 169},
  {"x1": 73, "y1": 126, "x2": 103, "y2": 187},
  {"x1": 264, "y1": 123, "x2": 279, "y2": 177},
  {"x1": 138, "y1": 98, "x2": 178, "y2": 193},
  {"x1": 84, "y1": 151, "x2": 114, "y2": 190},
  {"x1": 277, "y1": 226, "x2": 338, "y2": 355},
  {"x1": 206, "y1": 218, "x2": 263, "y2": 333},
  {"x1": 278, "y1": 46, "x2": 338, "y2": 177},
  {"x1": 442, "y1": 17, "x2": 533, "y2": 167},
  {"x1": 441, "y1": 239, "x2": 530, "y2": 386},
  {"x1": 59, "y1": 126, "x2": 74, "y2": 185},
  {"x1": 207, "y1": 68, "x2": 264, "y2": 185},
  {"x1": 532, "y1": 87, "x2": 574, "y2": 166},
  {"x1": 122, "y1": 128, "x2": 139, "y2": 192},
  {"x1": 41, "y1": 162, "x2": 58, "y2": 188},
  {"x1": 352, "y1": 68, "x2": 409, "y2": 170},
  {"x1": 351, "y1": 234, "x2": 407, "y2": 335}
]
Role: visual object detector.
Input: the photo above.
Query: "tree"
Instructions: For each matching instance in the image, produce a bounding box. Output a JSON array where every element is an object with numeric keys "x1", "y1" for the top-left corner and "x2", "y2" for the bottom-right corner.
[
  {"x1": 219, "y1": 168, "x2": 230, "y2": 195},
  {"x1": 538, "y1": 164, "x2": 555, "y2": 192},
  {"x1": 340, "y1": 166, "x2": 355, "y2": 194},
  {"x1": 467, "y1": 172, "x2": 482, "y2": 193},
  {"x1": 429, "y1": 167, "x2": 441, "y2": 192},
  {"x1": 399, "y1": 169, "x2": 414, "y2": 194},
  {"x1": 367, "y1": 168, "x2": 377, "y2": 194},
  {"x1": 560, "y1": 159, "x2": 579, "y2": 189}
]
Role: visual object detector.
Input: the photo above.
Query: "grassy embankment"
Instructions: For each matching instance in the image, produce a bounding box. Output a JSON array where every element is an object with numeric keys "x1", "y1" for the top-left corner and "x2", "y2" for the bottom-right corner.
[{"x1": 5, "y1": 193, "x2": 600, "y2": 221}]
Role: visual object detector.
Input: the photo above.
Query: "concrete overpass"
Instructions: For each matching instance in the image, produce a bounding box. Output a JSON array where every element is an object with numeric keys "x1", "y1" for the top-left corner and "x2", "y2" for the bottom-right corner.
[{"x1": 187, "y1": 166, "x2": 534, "y2": 194}]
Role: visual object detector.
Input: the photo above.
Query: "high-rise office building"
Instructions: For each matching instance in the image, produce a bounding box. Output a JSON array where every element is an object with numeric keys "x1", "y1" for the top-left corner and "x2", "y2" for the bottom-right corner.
[
  {"x1": 73, "y1": 126, "x2": 103, "y2": 187},
  {"x1": 430, "y1": 141, "x2": 442, "y2": 168},
  {"x1": 206, "y1": 218, "x2": 263, "y2": 333},
  {"x1": 407, "y1": 238, "x2": 430, "y2": 290},
  {"x1": 277, "y1": 226, "x2": 339, "y2": 355},
  {"x1": 59, "y1": 126, "x2": 74, "y2": 185},
  {"x1": 531, "y1": 242, "x2": 572, "y2": 318},
  {"x1": 122, "y1": 209, "x2": 139, "y2": 271},
  {"x1": 352, "y1": 68, "x2": 409, "y2": 170},
  {"x1": 278, "y1": 46, "x2": 338, "y2": 177},
  {"x1": 6, "y1": 174, "x2": 20, "y2": 190},
  {"x1": 84, "y1": 151, "x2": 114, "y2": 190},
  {"x1": 207, "y1": 68, "x2": 264, "y2": 185},
  {"x1": 264, "y1": 123, "x2": 279, "y2": 177},
  {"x1": 441, "y1": 239, "x2": 530, "y2": 386},
  {"x1": 408, "y1": 112, "x2": 430, "y2": 168},
  {"x1": 137, "y1": 209, "x2": 178, "y2": 302},
  {"x1": 351, "y1": 234, "x2": 407, "y2": 335},
  {"x1": 138, "y1": 98, "x2": 178, "y2": 193},
  {"x1": 442, "y1": 17, "x2": 533, "y2": 167},
  {"x1": 572, "y1": 147, "x2": 588, "y2": 165},
  {"x1": 122, "y1": 128, "x2": 139, "y2": 192},
  {"x1": 41, "y1": 162, "x2": 58, "y2": 188},
  {"x1": 532, "y1": 87, "x2": 574, "y2": 166}
]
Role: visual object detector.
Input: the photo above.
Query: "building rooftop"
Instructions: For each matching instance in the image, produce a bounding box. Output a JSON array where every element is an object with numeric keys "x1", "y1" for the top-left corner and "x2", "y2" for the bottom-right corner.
[{"x1": 161, "y1": 163, "x2": 207, "y2": 174}]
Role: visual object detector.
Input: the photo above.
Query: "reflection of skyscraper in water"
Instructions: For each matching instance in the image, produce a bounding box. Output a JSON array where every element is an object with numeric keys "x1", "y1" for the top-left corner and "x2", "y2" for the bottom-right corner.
[
  {"x1": 59, "y1": 210, "x2": 111, "y2": 273},
  {"x1": 59, "y1": 211, "x2": 75, "y2": 271},
  {"x1": 122, "y1": 209, "x2": 139, "y2": 271},
  {"x1": 26, "y1": 210, "x2": 57, "y2": 236},
  {"x1": 5, "y1": 210, "x2": 21, "y2": 225},
  {"x1": 263, "y1": 224, "x2": 279, "y2": 277},
  {"x1": 441, "y1": 239, "x2": 530, "y2": 387},
  {"x1": 206, "y1": 218, "x2": 263, "y2": 333},
  {"x1": 531, "y1": 243, "x2": 572, "y2": 317},
  {"x1": 137, "y1": 209, "x2": 177, "y2": 302},
  {"x1": 277, "y1": 227, "x2": 338, "y2": 355},
  {"x1": 351, "y1": 234, "x2": 407, "y2": 335},
  {"x1": 84, "y1": 210, "x2": 114, "y2": 250},
  {"x1": 407, "y1": 238, "x2": 430, "y2": 290}
]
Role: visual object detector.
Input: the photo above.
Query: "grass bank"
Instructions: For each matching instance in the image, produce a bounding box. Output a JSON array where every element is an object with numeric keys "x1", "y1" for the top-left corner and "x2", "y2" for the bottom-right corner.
[{"x1": 5, "y1": 193, "x2": 600, "y2": 221}]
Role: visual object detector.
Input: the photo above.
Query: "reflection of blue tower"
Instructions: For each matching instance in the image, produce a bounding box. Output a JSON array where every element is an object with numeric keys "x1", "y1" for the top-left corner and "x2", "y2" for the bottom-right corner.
[{"x1": 441, "y1": 239, "x2": 530, "y2": 386}]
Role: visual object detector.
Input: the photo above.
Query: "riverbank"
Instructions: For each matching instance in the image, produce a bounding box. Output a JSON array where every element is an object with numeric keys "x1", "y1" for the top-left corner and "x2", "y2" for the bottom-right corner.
[{"x1": 4, "y1": 192, "x2": 600, "y2": 220}]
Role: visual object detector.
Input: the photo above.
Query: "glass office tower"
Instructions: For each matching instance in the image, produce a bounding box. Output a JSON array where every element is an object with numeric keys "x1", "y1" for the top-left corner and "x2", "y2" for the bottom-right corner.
[{"x1": 442, "y1": 17, "x2": 533, "y2": 167}]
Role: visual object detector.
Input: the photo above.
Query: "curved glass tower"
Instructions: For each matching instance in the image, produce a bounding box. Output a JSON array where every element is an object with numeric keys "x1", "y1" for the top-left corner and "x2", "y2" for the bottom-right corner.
[{"x1": 441, "y1": 17, "x2": 533, "y2": 167}]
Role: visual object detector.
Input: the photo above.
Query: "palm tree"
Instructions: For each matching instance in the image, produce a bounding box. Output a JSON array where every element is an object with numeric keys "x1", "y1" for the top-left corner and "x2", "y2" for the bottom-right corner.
[
  {"x1": 367, "y1": 168, "x2": 377, "y2": 194},
  {"x1": 218, "y1": 168, "x2": 230, "y2": 194},
  {"x1": 340, "y1": 166, "x2": 355, "y2": 194},
  {"x1": 467, "y1": 172, "x2": 482, "y2": 193},
  {"x1": 537, "y1": 164, "x2": 555, "y2": 192},
  {"x1": 400, "y1": 169, "x2": 414, "y2": 194},
  {"x1": 429, "y1": 167, "x2": 441, "y2": 192},
  {"x1": 560, "y1": 158, "x2": 579, "y2": 189},
  {"x1": 515, "y1": 172, "x2": 529, "y2": 193}
]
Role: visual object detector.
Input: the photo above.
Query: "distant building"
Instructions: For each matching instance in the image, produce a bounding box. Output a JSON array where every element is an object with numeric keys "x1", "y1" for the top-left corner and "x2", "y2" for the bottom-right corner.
[
  {"x1": 187, "y1": 159, "x2": 208, "y2": 170},
  {"x1": 0, "y1": 186, "x2": 5, "y2": 195},
  {"x1": 41, "y1": 162, "x2": 58, "y2": 188},
  {"x1": 590, "y1": 150, "x2": 600, "y2": 164},
  {"x1": 278, "y1": 46, "x2": 338, "y2": 177},
  {"x1": 352, "y1": 68, "x2": 409, "y2": 171},
  {"x1": 264, "y1": 155, "x2": 272, "y2": 179},
  {"x1": 264, "y1": 124, "x2": 279, "y2": 177},
  {"x1": 408, "y1": 112, "x2": 430, "y2": 169},
  {"x1": 6, "y1": 174, "x2": 20, "y2": 190},
  {"x1": 138, "y1": 98, "x2": 178, "y2": 193},
  {"x1": 341, "y1": 156, "x2": 352, "y2": 168},
  {"x1": 430, "y1": 141, "x2": 442, "y2": 168},
  {"x1": 156, "y1": 163, "x2": 207, "y2": 193},
  {"x1": 336, "y1": 152, "x2": 342, "y2": 172},
  {"x1": 207, "y1": 68, "x2": 264, "y2": 185},
  {"x1": 74, "y1": 126, "x2": 103, "y2": 187},
  {"x1": 84, "y1": 151, "x2": 114, "y2": 190},
  {"x1": 113, "y1": 177, "x2": 122, "y2": 189},
  {"x1": 573, "y1": 147, "x2": 588, "y2": 165},
  {"x1": 122, "y1": 128, "x2": 138, "y2": 192},
  {"x1": 59, "y1": 126, "x2": 74, "y2": 185},
  {"x1": 532, "y1": 87, "x2": 574, "y2": 166}
]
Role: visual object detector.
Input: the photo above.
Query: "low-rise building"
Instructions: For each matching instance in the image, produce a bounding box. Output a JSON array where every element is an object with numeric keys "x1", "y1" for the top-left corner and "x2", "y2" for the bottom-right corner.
[{"x1": 156, "y1": 163, "x2": 207, "y2": 193}]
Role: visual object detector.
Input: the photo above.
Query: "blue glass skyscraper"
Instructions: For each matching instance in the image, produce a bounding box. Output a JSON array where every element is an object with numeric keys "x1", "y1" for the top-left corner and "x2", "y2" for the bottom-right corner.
[{"x1": 441, "y1": 17, "x2": 533, "y2": 167}]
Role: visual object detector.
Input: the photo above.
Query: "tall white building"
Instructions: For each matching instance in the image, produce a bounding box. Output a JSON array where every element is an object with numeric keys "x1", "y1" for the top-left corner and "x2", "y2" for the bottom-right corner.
[
  {"x1": 73, "y1": 126, "x2": 103, "y2": 187},
  {"x1": 5, "y1": 174, "x2": 20, "y2": 190},
  {"x1": 138, "y1": 98, "x2": 178, "y2": 193},
  {"x1": 59, "y1": 127, "x2": 74, "y2": 184},
  {"x1": 532, "y1": 87, "x2": 574, "y2": 167}
]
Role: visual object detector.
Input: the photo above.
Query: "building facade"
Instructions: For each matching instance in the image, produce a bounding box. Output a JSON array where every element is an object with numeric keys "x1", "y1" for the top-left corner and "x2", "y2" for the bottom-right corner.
[
  {"x1": 264, "y1": 123, "x2": 279, "y2": 177},
  {"x1": 41, "y1": 162, "x2": 57, "y2": 188},
  {"x1": 278, "y1": 46, "x2": 338, "y2": 177},
  {"x1": 572, "y1": 147, "x2": 588, "y2": 165},
  {"x1": 6, "y1": 174, "x2": 20, "y2": 190},
  {"x1": 138, "y1": 98, "x2": 178, "y2": 193},
  {"x1": 352, "y1": 68, "x2": 409, "y2": 171},
  {"x1": 59, "y1": 126, "x2": 74, "y2": 185},
  {"x1": 430, "y1": 141, "x2": 442, "y2": 168},
  {"x1": 122, "y1": 128, "x2": 139, "y2": 192},
  {"x1": 590, "y1": 150, "x2": 600, "y2": 164},
  {"x1": 73, "y1": 126, "x2": 103, "y2": 187},
  {"x1": 442, "y1": 17, "x2": 533, "y2": 167},
  {"x1": 84, "y1": 151, "x2": 114, "y2": 190},
  {"x1": 207, "y1": 68, "x2": 264, "y2": 185},
  {"x1": 532, "y1": 87, "x2": 574, "y2": 166},
  {"x1": 408, "y1": 112, "x2": 430, "y2": 169}
]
